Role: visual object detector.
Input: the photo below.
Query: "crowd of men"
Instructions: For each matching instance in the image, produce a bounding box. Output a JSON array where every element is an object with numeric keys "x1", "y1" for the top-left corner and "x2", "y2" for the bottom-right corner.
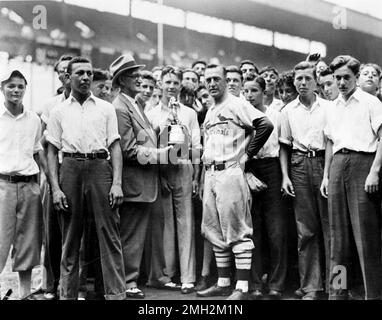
[{"x1": 1, "y1": 49, "x2": 382, "y2": 301}]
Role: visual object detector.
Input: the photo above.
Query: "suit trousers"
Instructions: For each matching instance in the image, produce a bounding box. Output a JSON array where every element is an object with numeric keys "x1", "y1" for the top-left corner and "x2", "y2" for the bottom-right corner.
[
  {"x1": 290, "y1": 153, "x2": 330, "y2": 293},
  {"x1": 161, "y1": 163, "x2": 196, "y2": 284},
  {"x1": 328, "y1": 152, "x2": 382, "y2": 300},
  {"x1": 58, "y1": 158, "x2": 126, "y2": 300},
  {"x1": 249, "y1": 157, "x2": 288, "y2": 292},
  {"x1": 119, "y1": 201, "x2": 152, "y2": 289},
  {"x1": 145, "y1": 186, "x2": 172, "y2": 287}
]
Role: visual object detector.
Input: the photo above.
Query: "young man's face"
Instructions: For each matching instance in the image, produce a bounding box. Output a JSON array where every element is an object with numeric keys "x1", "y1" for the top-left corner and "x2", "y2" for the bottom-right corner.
[
  {"x1": 278, "y1": 84, "x2": 298, "y2": 105},
  {"x1": 204, "y1": 66, "x2": 227, "y2": 103},
  {"x1": 334, "y1": 65, "x2": 357, "y2": 100},
  {"x1": 226, "y1": 72, "x2": 242, "y2": 97},
  {"x1": 57, "y1": 60, "x2": 70, "y2": 86},
  {"x1": 193, "y1": 63, "x2": 206, "y2": 76},
  {"x1": 139, "y1": 78, "x2": 155, "y2": 102},
  {"x1": 91, "y1": 80, "x2": 110, "y2": 100},
  {"x1": 294, "y1": 68, "x2": 316, "y2": 98},
  {"x1": 150, "y1": 87, "x2": 162, "y2": 107},
  {"x1": 260, "y1": 70, "x2": 278, "y2": 95},
  {"x1": 196, "y1": 88, "x2": 213, "y2": 110},
  {"x1": 182, "y1": 71, "x2": 199, "y2": 90},
  {"x1": 243, "y1": 81, "x2": 263, "y2": 108},
  {"x1": 358, "y1": 65, "x2": 380, "y2": 95},
  {"x1": 320, "y1": 74, "x2": 339, "y2": 101},
  {"x1": 162, "y1": 73, "x2": 181, "y2": 101},
  {"x1": 240, "y1": 63, "x2": 256, "y2": 80},
  {"x1": 68, "y1": 62, "x2": 93, "y2": 96},
  {"x1": 1, "y1": 77, "x2": 26, "y2": 105}
]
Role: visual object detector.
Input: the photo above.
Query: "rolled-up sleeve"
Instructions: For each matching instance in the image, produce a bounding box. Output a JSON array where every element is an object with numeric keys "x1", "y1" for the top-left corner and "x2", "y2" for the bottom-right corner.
[
  {"x1": 370, "y1": 97, "x2": 382, "y2": 135},
  {"x1": 106, "y1": 105, "x2": 121, "y2": 147},
  {"x1": 46, "y1": 108, "x2": 63, "y2": 149},
  {"x1": 33, "y1": 116, "x2": 43, "y2": 153},
  {"x1": 279, "y1": 109, "x2": 293, "y2": 146}
]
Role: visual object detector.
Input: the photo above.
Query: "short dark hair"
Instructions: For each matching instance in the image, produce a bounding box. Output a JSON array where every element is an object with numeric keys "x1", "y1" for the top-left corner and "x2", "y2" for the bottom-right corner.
[
  {"x1": 239, "y1": 60, "x2": 259, "y2": 74},
  {"x1": 67, "y1": 56, "x2": 91, "y2": 75},
  {"x1": 196, "y1": 84, "x2": 207, "y2": 94},
  {"x1": 161, "y1": 65, "x2": 182, "y2": 80},
  {"x1": 205, "y1": 64, "x2": 227, "y2": 77},
  {"x1": 54, "y1": 54, "x2": 73, "y2": 73},
  {"x1": 140, "y1": 70, "x2": 155, "y2": 82},
  {"x1": 182, "y1": 68, "x2": 199, "y2": 80},
  {"x1": 360, "y1": 63, "x2": 382, "y2": 78},
  {"x1": 226, "y1": 65, "x2": 243, "y2": 81},
  {"x1": 192, "y1": 60, "x2": 207, "y2": 69},
  {"x1": 259, "y1": 66, "x2": 279, "y2": 77},
  {"x1": 243, "y1": 74, "x2": 266, "y2": 91},
  {"x1": 319, "y1": 67, "x2": 333, "y2": 78},
  {"x1": 276, "y1": 70, "x2": 296, "y2": 90},
  {"x1": 93, "y1": 68, "x2": 110, "y2": 82},
  {"x1": 329, "y1": 55, "x2": 360, "y2": 76},
  {"x1": 294, "y1": 61, "x2": 317, "y2": 80}
]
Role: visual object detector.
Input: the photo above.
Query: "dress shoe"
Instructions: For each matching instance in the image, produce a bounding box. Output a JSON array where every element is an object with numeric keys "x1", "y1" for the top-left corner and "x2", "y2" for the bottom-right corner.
[
  {"x1": 196, "y1": 284, "x2": 232, "y2": 297},
  {"x1": 249, "y1": 289, "x2": 263, "y2": 300},
  {"x1": 226, "y1": 289, "x2": 248, "y2": 300},
  {"x1": 294, "y1": 288, "x2": 305, "y2": 297},
  {"x1": 268, "y1": 290, "x2": 282, "y2": 299},
  {"x1": 195, "y1": 276, "x2": 209, "y2": 291},
  {"x1": 302, "y1": 291, "x2": 319, "y2": 300},
  {"x1": 181, "y1": 284, "x2": 195, "y2": 294},
  {"x1": 126, "y1": 287, "x2": 145, "y2": 299}
]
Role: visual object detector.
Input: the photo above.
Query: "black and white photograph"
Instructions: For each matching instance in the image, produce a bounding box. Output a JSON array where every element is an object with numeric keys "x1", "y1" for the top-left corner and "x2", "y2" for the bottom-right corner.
[{"x1": 1, "y1": 0, "x2": 382, "y2": 312}]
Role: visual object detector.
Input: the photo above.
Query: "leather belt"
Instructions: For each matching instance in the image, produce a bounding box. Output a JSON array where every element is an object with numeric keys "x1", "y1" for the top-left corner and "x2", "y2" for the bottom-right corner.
[
  {"x1": 205, "y1": 161, "x2": 236, "y2": 171},
  {"x1": 336, "y1": 148, "x2": 374, "y2": 155},
  {"x1": 63, "y1": 152, "x2": 108, "y2": 160},
  {"x1": 0, "y1": 174, "x2": 37, "y2": 183},
  {"x1": 292, "y1": 150, "x2": 325, "y2": 158}
]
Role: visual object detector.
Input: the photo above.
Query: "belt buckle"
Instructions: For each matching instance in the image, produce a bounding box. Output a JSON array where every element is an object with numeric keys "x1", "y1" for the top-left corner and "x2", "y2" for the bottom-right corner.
[
  {"x1": 307, "y1": 150, "x2": 316, "y2": 158},
  {"x1": 8, "y1": 175, "x2": 16, "y2": 183}
]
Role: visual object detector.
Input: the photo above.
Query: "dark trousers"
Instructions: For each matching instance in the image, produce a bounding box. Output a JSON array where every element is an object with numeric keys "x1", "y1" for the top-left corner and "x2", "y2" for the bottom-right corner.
[
  {"x1": 328, "y1": 152, "x2": 382, "y2": 300},
  {"x1": 119, "y1": 201, "x2": 152, "y2": 289},
  {"x1": 145, "y1": 187, "x2": 171, "y2": 286},
  {"x1": 248, "y1": 158, "x2": 288, "y2": 291},
  {"x1": 290, "y1": 153, "x2": 330, "y2": 293},
  {"x1": 42, "y1": 179, "x2": 61, "y2": 294},
  {"x1": 58, "y1": 158, "x2": 126, "y2": 300}
]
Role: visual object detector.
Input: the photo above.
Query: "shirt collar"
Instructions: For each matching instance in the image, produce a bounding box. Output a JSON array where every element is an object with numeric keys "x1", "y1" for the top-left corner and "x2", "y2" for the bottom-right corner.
[
  {"x1": 335, "y1": 87, "x2": 360, "y2": 105},
  {"x1": 293, "y1": 94, "x2": 320, "y2": 110},
  {"x1": 121, "y1": 92, "x2": 137, "y2": 105},
  {"x1": 69, "y1": 92, "x2": 96, "y2": 104},
  {"x1": 0, "y1": 102, "x2": 27, "y2": 118}
]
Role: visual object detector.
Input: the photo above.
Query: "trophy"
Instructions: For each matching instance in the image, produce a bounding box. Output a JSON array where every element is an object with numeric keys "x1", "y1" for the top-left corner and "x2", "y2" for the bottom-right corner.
[{"x1": 167, "y1": 97, "x2": 186, "y2": 145}]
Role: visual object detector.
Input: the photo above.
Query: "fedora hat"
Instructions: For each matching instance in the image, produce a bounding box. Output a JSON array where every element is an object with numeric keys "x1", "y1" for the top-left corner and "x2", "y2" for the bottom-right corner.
[{"x1": 110, "y1": 54, "x2": 145, "y2": 86}]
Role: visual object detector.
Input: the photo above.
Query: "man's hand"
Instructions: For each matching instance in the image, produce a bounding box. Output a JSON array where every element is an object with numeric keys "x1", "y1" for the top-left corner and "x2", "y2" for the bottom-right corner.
[
  {"x1": 281, "y1": 177, "x2": 295, "y2": 197},
  {"x1": 52, "y1": 188, "x2": 68, "y2": 211},
  {"x1": 320, "y1": 177, "x2": 329, "y2": 198},
  {"x1": 192, "y1": 180, "x2": 199, "y2": 197},
  {"x1": 109, "y1": 184, "x2": 124, "y2": 209},
  {"x1": 365, "y1": 171, "x2": 379, "y2": 193}
]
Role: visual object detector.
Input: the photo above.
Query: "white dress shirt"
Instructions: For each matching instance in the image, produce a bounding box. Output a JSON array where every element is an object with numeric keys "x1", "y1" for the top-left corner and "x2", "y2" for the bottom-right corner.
[
  {"x1": 0, "y1": 104, "x2": 42, "y2": 175},
  {"x1": 324, "y1": 88, "x2": 382, "y2": 154}
]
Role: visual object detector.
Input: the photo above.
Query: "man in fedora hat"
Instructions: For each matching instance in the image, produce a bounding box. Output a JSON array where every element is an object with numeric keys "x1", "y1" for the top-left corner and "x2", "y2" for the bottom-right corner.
[
  {"x1": 110, "y1": 54, "x2": 172, "y2": 299},
  {"x1": 0, "y1": 69, "x2": 44, "y2": 299}
]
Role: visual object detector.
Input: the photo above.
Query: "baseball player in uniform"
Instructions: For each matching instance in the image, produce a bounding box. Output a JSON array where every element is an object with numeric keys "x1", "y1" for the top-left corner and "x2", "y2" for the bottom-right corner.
[{"x1": 196, "y1": 64, "x2": 273, "y2": 300}]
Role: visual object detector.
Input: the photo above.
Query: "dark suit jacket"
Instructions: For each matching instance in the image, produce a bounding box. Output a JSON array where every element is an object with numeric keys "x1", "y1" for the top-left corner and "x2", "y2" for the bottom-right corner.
[{"x1": 113, "y1": 93, "x2": 159, "y2": 203}]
